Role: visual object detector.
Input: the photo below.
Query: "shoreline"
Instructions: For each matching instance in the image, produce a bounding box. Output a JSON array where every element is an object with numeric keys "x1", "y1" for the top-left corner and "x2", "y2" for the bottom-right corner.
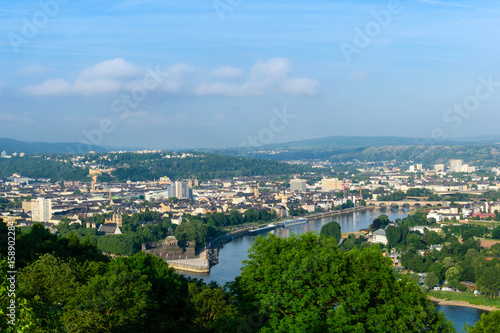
[{"x1": 429, "y1": 296, "x2": 499, "y2": 312}]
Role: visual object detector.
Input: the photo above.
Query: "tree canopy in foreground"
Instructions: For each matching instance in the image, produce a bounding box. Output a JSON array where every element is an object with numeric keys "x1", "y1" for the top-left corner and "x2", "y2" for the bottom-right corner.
[
  {"x1": 465, "y1": 310, "x2": 500, "y2": 333},
  {"x1": 237, "y1": 233, "x2": 455, "y2": 333},
  {"x1": 1, "y1": 221, "x2": 457, "y2": 332}
]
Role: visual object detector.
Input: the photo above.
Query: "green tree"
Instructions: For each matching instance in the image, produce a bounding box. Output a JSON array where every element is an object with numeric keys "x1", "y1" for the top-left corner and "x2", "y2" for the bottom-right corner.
[
  {"x1": 17, "y1": 254, "x2": 83, "y2": 331},
  {"x1": 385, "y1": 226, "x2": 402, "y2": 247},
  {"x1": 340, "y1": 238, "x2": 355, "y2": 251},
  {"x1": 62, "y1": 265, "x2": 150, "y2": 332},
  {"x1": 462, "y1": 230, "x2": 474, "y2": 242},
  {"x1": 426, "y1": 231, "x2": 442, "y2": 245},
  {"x1": 445, "y1": 267, "x2": 461, "y2": 283},
  {"x1": 424, "y1": 272, "x2": 440, "y2": 288},
  {"x1": 492, "y1": 226, "x2": 500, "y2": 239},
  {"x1": 238, "y1": 233, "x2": 455, "y2": 332},
  {"x1": 442, "y1": 257, "x2": 455, "y2": 269},
  {"x1": 187, "y1": 282, "x2": 238, "y2": 333},
  {"x1": 465, "y1": 310, "x2": 500, "y2": 333},
  {"x1": 465, "y1": 249, "x2": 479, "y2": 260},
  {"x1": 0, "y1": 257, "x2": 41, "y2": 332},
  {"x1": 244, "y1": 207, "x2": 259, "y2": 222},
  {"x1": 320, "y1": 221, "x2": 341, "y2": 243},
  {"x1": 477, "y1": 267, "x2": 500, "y2": 297},
  {"x1": 175, "y1": 220, "x2": 209, "y2": 248}
]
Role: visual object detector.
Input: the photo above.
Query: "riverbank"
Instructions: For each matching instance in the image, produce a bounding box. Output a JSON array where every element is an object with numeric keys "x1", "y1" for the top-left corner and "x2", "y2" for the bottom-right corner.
[
  {"x1": 165, "y1": 256, "x2": 210, "y2": 273},
  {"x1": 429, "y1": 292, "x2": 500, "y2": 312}
]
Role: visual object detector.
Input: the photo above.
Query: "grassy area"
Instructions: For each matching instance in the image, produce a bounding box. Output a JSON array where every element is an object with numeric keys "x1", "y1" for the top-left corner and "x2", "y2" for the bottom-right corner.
[{"x1": 429, "y1": 291, "x2": 500, "y2": 309}]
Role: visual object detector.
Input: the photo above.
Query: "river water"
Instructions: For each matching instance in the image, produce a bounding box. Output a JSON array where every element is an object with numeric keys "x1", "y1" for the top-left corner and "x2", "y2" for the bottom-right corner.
[{"x1": 181, "y1": 208, "x2": 486, "y2": 331}]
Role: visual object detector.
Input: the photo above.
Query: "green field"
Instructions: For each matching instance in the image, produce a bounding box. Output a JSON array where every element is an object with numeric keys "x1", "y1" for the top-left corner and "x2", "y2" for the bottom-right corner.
[{"x1": 430, "y1": 291, "x2": 500, "y2": 309}]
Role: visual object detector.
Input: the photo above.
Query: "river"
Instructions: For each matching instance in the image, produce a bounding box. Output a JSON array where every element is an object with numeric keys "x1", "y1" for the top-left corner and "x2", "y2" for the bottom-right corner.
[{"x1": 180, "y1": 208, "x2": 486, "y2": 331}]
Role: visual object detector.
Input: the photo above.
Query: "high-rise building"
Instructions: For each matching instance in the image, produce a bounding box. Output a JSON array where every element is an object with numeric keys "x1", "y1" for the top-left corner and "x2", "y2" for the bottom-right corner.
[
  {"x1": 31, "y1": 198, "x2": 52, "y2": 222},
  {"x1": 321, "y1": 178, "x2": 343, "y2": 191},
  {"x1": 167, "y1": 185, "x2": 175, "y2": 198},
  {"x1": 449, "y1": 159, "x2": 463, "y2": 172},
  {"x1": 174, "y1": 181, "x2": 183, "y2": 198},
  {"x1": 181, "y1": 181, "x2": 190, "y2": 199},
  {"x1": 174, "y1": 181, "x2": 191, "y2": 199},
  {"x1": 434, "y1": 164, "x2": 445, "y2": 173},
  {"x1": 290, "y1": 179, "x2": 307, "y2": 192}
]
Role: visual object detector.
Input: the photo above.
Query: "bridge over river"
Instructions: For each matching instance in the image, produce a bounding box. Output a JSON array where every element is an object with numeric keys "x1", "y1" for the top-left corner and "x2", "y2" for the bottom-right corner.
[{"x1": 365, "y1": 200, "x2": 470, "y2": 209}]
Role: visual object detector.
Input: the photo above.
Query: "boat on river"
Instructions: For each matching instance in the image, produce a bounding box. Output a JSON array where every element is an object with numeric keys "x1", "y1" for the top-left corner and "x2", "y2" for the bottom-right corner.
[
  {"x1": 249, "y1": 223, "x2": 277, "y2": 234},
  {"x1": 280, "y1": 218, "x2": 307, "y2": 227}
]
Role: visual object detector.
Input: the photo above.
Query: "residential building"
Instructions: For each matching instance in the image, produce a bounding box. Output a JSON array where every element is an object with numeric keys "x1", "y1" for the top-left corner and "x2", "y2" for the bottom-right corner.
[
  {"x1": 371, "y1": 229, "x2": 388, "y2": 245},
  {"x1": 322, "y1": 178, "x2": 343, "y2": 191},
  {"x1": 31, "y1": 198, "x2": 52, "y2": 223},
  {"x1": 434, "y1": 164, "x2": 445, "y2": 173},
  {"x1": 174, "y1": 181, "x2": 191, "y2": 199},
  {"x1": 290, "y1": 179, "x2": 307, "y2": 192},
  {"x1": 449, "y1": 159, "x2": 463, "y2": 172},
  {"x1": 98, "y1": 223, "x2": 122, "y2": 236}
]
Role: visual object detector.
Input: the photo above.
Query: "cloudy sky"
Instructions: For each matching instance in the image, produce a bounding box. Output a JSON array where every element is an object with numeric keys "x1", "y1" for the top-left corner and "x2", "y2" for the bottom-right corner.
[{"x1": 1, "y1": 0, "x2": 500, "y2": 149}]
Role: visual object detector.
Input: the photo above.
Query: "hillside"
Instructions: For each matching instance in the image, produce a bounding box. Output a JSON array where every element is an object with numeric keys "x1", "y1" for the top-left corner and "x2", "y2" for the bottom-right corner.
[
  {"x1": 0, "y1": 152, "x2": 315, "y2": 182},
  {"x1": 0, "y1": 137, "x2": 107, "y2": 154}
]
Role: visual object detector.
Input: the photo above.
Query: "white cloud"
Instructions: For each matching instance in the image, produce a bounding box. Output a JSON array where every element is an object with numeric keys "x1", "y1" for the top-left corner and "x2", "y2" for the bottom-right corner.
[
  {"x1": 23, "y1": 58, "x2": 319, "y2": 98},
  {"x1": 23, "y1": 78, "x2": 73, "y2": 96},
  {"x1": 196, "y1": 58, "x2": 319, "y2": 96},
  {"x1": 350, "y1": 71, "x2": 369, "y2": 81},
  {"x1": 159, "y1": 63, "x2": 195, "y2": 93},
  {"x1": 211, "y1": 66, "x2": 243, "y2": 79},
  {"x1": 23, "y1": 58, "x2": 142, "y2": 96}
]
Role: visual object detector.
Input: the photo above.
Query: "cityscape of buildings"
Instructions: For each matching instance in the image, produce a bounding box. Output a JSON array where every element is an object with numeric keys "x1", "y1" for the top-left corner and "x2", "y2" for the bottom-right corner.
[{"x1": 1, "y1": 153, "x2": 499, "y2": 244}]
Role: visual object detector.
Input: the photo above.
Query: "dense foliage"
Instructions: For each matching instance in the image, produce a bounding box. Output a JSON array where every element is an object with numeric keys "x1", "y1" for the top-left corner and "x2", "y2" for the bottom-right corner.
[
  {"x1": 376, "y1": 214, "x2": 500, "y2": 297},
  {"x1": 465, "y1": 310, "x2": 500, "y2": 333},
  {"x1": 1, "y1": 219, "x2": 460, "y2": 332},
  {"x1": 319, "y1": 221, "x2": 341, "y2": 243},
  {"x1": 0, "y1": 152, "x2": 313, "y2": 182},
  {"x1": 237, "y1": 233, "x2": 455, "y2": 332}
]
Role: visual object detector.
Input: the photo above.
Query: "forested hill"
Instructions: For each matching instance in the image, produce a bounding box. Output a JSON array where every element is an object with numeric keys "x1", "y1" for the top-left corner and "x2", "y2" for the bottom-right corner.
[
  {"x1": 329, "y1": 145, "x2": 500, "y2": 166},
  {"x1": 220, "y1": 144, "x2": 500, "y2": 166},
  {"x1": 0, "y1": 137, "x2": 107, "y2": 154},
  {"x1": 0, "y1": 152, "x2": 314, "y2": 182}
]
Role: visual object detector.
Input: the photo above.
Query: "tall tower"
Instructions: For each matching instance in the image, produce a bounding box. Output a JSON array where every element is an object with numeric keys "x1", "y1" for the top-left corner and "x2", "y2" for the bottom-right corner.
[
  {"x1": 113, "y1": 208, "x2": 122, "y2": 227},
  {"x1": 175, "y1": 181, "x2": 183, "y2": 198},
  {"x1": 31, "y1": 198, "x2": 52, "y2": 222}
]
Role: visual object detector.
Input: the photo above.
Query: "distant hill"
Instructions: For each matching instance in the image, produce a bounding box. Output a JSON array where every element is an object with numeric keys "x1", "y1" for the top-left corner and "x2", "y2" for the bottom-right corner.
[
  {"x1": 0, "y1": 137, "x2": 107, "y2": 154},
  {"x1": 207, "y1": 135, "x2": 500, "y2": 164},
  {"x1": 255, "y1": 135, "x2": 479, "y2": 150}
]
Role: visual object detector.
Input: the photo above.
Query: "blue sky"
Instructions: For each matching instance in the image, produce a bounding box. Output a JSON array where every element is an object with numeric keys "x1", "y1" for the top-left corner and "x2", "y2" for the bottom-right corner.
[{"x1": 1, "y1": 0, "x2": 500, "y2": 149}]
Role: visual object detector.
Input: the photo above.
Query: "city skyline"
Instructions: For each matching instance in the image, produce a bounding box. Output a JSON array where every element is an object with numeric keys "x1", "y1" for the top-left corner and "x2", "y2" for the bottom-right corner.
[{"x1": 2, "y1": 0, "x2": 500, "y2": 149}]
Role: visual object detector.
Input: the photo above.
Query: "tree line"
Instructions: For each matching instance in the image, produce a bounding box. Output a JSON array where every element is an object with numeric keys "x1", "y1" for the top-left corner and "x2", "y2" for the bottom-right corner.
[{"x1": 2, "y1": 219, "x2": 499, "y2": 332}]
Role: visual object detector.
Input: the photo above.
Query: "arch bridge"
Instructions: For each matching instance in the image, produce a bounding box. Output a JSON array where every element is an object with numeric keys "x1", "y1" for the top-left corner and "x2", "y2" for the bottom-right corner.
[{"x1": 365, "y1": 200, "x2": 450, "y2": 210}]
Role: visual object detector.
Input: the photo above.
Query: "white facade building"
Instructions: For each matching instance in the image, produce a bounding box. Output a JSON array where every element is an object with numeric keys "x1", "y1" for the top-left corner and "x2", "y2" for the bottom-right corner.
[
  {"x1": 31, "y1": 198, "x2": 52, "y2": 223},
  {"x1": 372, "y1": 229, "x2": 388, "y2": 245}
]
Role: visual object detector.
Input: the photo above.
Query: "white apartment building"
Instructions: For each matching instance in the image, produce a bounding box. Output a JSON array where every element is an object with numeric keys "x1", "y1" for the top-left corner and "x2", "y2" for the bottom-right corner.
[{"x1": 31, "y1": 198, "x2": 52, "y2": 223}]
